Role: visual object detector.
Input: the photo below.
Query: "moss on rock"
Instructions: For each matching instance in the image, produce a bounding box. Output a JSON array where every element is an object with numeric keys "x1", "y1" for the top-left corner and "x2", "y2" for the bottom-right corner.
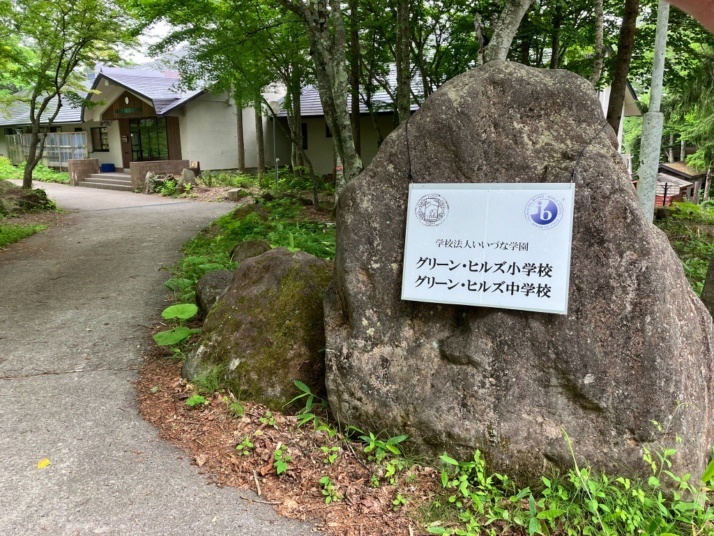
[{"x1": 184, "y1": 248, "x2": 332, "y2": 409}]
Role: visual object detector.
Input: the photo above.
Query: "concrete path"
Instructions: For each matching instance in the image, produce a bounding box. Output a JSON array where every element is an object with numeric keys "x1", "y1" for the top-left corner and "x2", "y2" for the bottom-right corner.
[{"x1": 0, "y1": 183, "x2": 319, "y2": 535}]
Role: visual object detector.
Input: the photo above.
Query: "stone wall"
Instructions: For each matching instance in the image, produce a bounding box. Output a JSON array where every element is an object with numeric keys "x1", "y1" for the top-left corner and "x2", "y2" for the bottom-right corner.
[
  {"x1": 68, "y1": 159, "x2": 99, "y2": 186},
  {"x1": 130, "y1": 160, "x2": 190, "y2": 190}
]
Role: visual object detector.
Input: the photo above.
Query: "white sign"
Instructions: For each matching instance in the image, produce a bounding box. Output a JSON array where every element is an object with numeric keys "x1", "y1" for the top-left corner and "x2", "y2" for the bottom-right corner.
[{"x1": 401, "y1": 183, "x2": 575, "y2": 315}]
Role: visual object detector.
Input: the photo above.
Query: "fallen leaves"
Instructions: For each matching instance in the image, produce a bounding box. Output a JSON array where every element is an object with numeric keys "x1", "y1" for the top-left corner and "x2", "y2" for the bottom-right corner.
[{"x1": 136, "y1": 357, "x2": 439, "y2": 536}]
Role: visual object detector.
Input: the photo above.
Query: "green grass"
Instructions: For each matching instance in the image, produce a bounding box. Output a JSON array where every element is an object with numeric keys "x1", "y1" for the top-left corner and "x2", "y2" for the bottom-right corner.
[
  {"x1": 418, "y1": 446, "x2": 714, "y2": 536},
  {"x1": 166, "y1": 196, "x2": 335, "y2": 302},
  {"x1": 655, "y1": 201, "x2": 714, "y2": 295},
  {"x1": 0, "y1": 221, "x2": 47, "y2": 248},
  {"x1": 0, "y1": 156, "x2": 69, "y2": 184}
]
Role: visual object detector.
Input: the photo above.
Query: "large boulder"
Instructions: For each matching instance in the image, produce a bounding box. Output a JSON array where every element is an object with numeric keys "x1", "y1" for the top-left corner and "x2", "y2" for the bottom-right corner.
[
  {"x1": 184, "y1": 249, "x2": 332, "y2": 408},
  {"x1": 324, "y1": 61, "x2": 714, "y2": 481}
]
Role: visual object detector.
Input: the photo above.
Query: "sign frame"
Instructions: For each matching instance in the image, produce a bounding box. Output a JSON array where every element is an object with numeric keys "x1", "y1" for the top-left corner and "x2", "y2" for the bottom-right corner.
[{"x1": 401, "y1": 182, "x2": 576, "y2": 315}]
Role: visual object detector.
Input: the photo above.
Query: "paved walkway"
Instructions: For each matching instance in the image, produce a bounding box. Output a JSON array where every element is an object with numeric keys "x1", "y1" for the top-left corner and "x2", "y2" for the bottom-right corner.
[{"x1": 0, "y1": 183, "x2": 319, "y2": 535}]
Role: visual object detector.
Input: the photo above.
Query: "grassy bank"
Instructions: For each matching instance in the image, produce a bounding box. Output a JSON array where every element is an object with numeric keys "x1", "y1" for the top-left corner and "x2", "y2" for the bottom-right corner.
[{"x1": 0, "y1": 156, "x2": 69, "y2": 184}]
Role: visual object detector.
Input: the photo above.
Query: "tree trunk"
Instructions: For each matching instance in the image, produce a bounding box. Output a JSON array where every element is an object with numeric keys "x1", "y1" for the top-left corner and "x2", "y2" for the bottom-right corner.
[
  {"x1": 395, "y1": 0, "x2": 411, "y2": 124},
  {"x1": 255, "y1": 105, "x2": 265, "y2": 178},
  {"x1": 549, "y1": 4, "x2": 562, "y2": 69},
  {"x1": 483, "y1": 0, "x2": 535, "y2": 63},
  {"x1": 349, "y1": 0, "x2": 362, "y2": 156},
  {"x1": 589, "y1": 0, "x2": 605, "y2": 85},
  {"x1": 680, "y1": 139, "x2": 686, "y2": 161},
  {"x1": 705, "y1": 166, "x2": 712, "y2": 200},
  {"x1": 668, "y1": 133, "x2": 675, "y2": 162},
  {"x1": 278, "y1": 0, "x2": 363, "y2": 190},
  {"x1": 236, "y1": 107, "x2": 245, "y2": 172},
  {"x1": 606, "y1": 0, "x2": 640, "y2": 134}
]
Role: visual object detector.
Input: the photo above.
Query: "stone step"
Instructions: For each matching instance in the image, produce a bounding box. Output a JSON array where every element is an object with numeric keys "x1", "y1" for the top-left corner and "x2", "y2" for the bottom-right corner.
[{"x1": 78, "y1": 181, "x2": 133, "y2": 191}]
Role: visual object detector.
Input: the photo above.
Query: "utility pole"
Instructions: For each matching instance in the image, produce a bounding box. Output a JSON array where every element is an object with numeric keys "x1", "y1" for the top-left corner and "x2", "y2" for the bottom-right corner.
[{"x1": 636, "y1": 0, "x2": 669, "y2": 221}]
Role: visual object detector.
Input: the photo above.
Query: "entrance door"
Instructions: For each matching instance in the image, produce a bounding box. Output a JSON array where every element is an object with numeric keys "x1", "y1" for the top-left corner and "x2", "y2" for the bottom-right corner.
[{"x1": 129, "y1": 118, "x2": 169, "y2": 161}]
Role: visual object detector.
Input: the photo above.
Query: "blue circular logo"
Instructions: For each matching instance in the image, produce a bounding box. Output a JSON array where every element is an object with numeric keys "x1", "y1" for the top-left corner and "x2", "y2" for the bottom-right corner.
[{"x1": 525, "y1": 194, "x2": 564, "y2": 229}]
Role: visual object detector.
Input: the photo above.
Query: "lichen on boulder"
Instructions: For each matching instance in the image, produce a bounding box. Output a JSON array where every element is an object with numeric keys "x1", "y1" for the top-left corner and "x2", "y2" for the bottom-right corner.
[{"x1": 184, "y1": 248, "x2": 332, "y2": 409}]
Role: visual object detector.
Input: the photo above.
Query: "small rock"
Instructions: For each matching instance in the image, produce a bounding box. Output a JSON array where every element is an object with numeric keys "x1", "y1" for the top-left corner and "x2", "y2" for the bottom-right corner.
[
  {"x1": 195, "y1": 270, "x2": 233, "y2": 317},
  {"x1": 230, "y1": 239, "x2": 272, "y2": 264}
]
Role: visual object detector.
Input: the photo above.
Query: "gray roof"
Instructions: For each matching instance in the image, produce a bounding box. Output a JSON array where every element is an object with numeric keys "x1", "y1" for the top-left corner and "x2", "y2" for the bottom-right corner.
[
  {"x1": 0, "y1": 66, "x2": 204, "y2": 127},
  {"x1": 278, "y1": 69, "x2": 421, "y2": 117},
  {"x1": 0, "y1": 86, "x2": 88, "y2": 127},
  {"x1": 90, "y1": 67, "x2": 203, "y2": 115}
]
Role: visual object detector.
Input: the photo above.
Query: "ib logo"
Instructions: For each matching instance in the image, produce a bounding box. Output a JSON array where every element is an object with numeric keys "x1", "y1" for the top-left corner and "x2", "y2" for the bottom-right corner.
[{"x1": 525, "y1": 194, "x2": 564, "y2": 230}]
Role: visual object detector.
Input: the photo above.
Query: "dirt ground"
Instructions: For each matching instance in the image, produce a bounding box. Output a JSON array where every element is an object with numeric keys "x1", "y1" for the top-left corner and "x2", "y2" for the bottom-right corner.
[{"x1": 137, "y1": 348, "x2": 441, "y2": 536}]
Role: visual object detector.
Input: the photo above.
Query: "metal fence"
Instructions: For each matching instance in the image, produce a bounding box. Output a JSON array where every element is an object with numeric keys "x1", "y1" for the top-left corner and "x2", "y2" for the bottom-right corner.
[{"x1": 7, "y1": 132, "x2": 88, "y2": 170}]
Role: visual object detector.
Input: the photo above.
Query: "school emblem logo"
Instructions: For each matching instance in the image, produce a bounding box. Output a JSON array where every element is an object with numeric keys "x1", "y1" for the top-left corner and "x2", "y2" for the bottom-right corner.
[
  {"x1": 415, "y1": 194, "x2": 449, "y2": 226},
  {"x1": 525, "y1": 194, "x2": 564, "y2": 230}
]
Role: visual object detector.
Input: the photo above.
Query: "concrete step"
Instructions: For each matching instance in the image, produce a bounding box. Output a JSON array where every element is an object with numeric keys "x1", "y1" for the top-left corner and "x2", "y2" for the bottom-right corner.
[
  {"x1": 88, "y1": 173, "x2": 132, "y2": 180},
  {"x1": 84, "y1": 177, "x2": 133, "y2": 186},
  {"x1": 78, "y1": 181, "x2": 133, "y2": 191}
]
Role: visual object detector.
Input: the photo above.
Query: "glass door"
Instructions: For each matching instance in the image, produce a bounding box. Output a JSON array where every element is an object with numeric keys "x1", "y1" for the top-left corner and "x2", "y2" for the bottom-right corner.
[{"x1": 129, "y1": 118, "x2": 169, "y2": 161}]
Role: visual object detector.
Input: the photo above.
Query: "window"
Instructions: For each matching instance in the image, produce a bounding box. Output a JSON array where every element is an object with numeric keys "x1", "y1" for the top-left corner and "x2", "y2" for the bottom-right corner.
[
  {"x1": 91, "y1": 127, "x2": 109, "y2": 152},
  {"x1": 4, "y1": 128, "x2": 18, "y2": 135},
  {"x1": 301, "y1": 123, "x2": 308, "y2": 150}
]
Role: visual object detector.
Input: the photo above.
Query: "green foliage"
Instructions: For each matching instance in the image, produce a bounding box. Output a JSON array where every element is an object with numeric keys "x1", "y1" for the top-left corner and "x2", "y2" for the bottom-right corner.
[
  {"x1": 655, "y1": 202, "x2": 714, "y2": 295},
  {"x1": 166, "y1": 197, "x2": 335, "y2": 303},
  {"x1": 152, "y1": 326, "x2": 196, "y2": 346},
  {"x1": 185, "y1": 394, "x2": 207, "y2": 408},
  {"x1": 235, "y1": 436, "x2": 254, "y2": 456},
  {"x1": 153, "y1": 303, "x2": 201, "y2": 346},
  {"x1": 0, "y1": 158, "x2": 68, "y2": 183},
  {"x1": 0, "y1": 222, "x2": 46, "y2": 248},
  {"x1": 228, "y1": 400, "x2": 245, "y2": 417},
  {"x1": 423, "y1": 446, "x2": 714, "y2": 536},
  {"x1": 161, "y1": 303, "x2": 199, "y2": 321},
  {"x1": 260, "y1": 410, "x2": 277, "y2": 428},
  {"x1": 320, "y1": 446, "x2": 340, "y2": 465},
  {"x1": 393, "y1": 493, "x2": 408, "y2": 511},
  {"x1": 319, "y1": 475, "x2": 343, "y2": 504},
  {"x1": 0, "y1": 0, "x2": 136, "y2": 186},
  {"x1": 201, "y1": 171, "x2": 258, "y2": 189},
  {"x1": 273, "y1": 443, "x2": 292, "y2": 475},
  {"x1": 192, "y1": 365, "x2": 223, "y2": 394}
]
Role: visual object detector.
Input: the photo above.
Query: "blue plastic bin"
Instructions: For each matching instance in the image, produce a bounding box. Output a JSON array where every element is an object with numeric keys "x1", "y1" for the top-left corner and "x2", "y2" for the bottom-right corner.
[{"x1": 100, "y1": 163, "x2": 116, "y2": 173}]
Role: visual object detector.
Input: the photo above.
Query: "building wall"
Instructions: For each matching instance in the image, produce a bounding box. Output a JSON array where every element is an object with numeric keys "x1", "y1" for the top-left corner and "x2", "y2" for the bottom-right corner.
[
  {"x1": 300, "y1": 114, "x2": 397, "y2": 176},
  {"x1": 82, "y1": 120, "x2": 123, "y2": 167},
  {"x1": 178, "y1": 94, "x2": 290, "y2": 172}
]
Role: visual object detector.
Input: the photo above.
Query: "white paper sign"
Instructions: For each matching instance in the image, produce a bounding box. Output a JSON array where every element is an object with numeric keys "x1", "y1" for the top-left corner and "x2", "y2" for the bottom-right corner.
[{"x1": 401, "y1": 183, "x2": 575, "y2": 315}]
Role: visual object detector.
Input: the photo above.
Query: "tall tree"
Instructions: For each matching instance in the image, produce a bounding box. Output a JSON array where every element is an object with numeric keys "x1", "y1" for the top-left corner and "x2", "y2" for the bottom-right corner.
[
  {"x1": 589, "y1": 0, "x2": 605, "y2": 85},
  {"x1": 606, "y1": 0, "x2": 640, "y2": 133},
  {"x1": 0, "y1": 0, "x2": 135, "y2": 189},
  {"x1": 276, "y1": 0, "x2": 363, "y2": 190},
  {"x1": 483, "y1": 0, "x2": 535, "y2": 62}
]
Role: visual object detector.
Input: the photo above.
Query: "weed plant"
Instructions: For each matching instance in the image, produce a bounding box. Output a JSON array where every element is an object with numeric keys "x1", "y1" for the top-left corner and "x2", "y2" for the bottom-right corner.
[
  {"x1": 655, "y1": 201, "x2": 714, "y2": 295},
  {"x1": 0, "y1": 157, "x2": 69, "y2": 184}
]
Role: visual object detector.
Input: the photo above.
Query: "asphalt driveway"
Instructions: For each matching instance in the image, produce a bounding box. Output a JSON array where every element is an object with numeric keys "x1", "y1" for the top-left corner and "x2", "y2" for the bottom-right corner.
[{"x1": 0, "y1": 183, "x2": 318, "y2": 535}]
